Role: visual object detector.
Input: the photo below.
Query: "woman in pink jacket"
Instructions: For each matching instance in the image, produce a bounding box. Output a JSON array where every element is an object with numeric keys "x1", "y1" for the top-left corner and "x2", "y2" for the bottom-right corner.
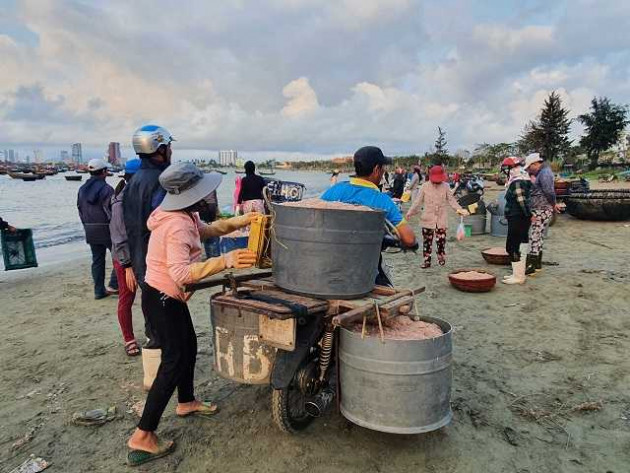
[
  {"x1": 406, "y1": 165, "x2": 468, "y2": 268},
  {"x1": 127, "y1": 162, "x2": 258, "y2": 466}
]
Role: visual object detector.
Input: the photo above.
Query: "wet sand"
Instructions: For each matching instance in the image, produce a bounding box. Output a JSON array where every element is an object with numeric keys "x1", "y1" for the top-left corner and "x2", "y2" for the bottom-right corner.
[{"x1": 1, "y1": 182, "x2": 629, "y2": 472}]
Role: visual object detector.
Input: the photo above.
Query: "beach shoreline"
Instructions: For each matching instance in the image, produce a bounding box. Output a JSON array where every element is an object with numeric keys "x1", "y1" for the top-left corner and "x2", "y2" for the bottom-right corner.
[{"x1": 1, "y1": 182, "x2": 629, "y2": 472}]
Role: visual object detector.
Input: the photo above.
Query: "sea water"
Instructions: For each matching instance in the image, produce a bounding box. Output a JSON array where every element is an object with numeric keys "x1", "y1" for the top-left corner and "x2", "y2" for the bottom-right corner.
[{"x1": 0, "y1": 170, "x2": 335, "y2": 269}]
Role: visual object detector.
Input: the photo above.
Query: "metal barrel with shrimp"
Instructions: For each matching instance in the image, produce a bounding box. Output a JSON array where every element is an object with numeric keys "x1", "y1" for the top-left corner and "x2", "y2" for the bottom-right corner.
[
  {"x1": 271, "y1": 199, "x2": 385, "y2": 299},
  {"x1": 339, "y1": 315, "x2": 453, "y2": 434}
]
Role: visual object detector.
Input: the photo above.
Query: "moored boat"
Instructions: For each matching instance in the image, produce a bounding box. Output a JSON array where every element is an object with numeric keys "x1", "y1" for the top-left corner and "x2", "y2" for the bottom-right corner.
[
  {"x1": 65, "y1": 175, "x2": 83, "y2": 181},
  {"x1": 565, "y1": 189, "x2": 630, "y2": 221}
]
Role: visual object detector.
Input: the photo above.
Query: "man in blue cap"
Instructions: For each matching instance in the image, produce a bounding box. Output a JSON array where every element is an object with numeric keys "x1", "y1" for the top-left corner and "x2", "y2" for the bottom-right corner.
[{"x1": 322, "y1": 146, "x2": 418, "y2": 249}]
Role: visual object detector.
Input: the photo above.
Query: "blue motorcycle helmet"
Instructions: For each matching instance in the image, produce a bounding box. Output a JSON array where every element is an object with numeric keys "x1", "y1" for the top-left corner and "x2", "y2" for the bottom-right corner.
[{"x1": 125, "y1": 158, "x2": 141, "y2": 175}]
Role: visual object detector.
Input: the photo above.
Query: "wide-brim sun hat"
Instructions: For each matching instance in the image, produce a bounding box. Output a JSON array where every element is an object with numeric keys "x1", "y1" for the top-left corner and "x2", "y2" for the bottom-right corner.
[
  {"x1": 429, "y1": 165, "x2": 447, "y2": 183},
  {"x1": 159, "y1": 162, "x2": 223, "y2": 211}
]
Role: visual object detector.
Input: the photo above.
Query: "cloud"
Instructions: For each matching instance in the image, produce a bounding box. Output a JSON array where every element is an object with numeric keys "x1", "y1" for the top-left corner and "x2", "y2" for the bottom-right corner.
[
  {"x1": 0, "y1": 0, "x2": 629, "y2": 157},
  {"x1": 282, "y1": 78, "x2": 319, "y2": 117}
]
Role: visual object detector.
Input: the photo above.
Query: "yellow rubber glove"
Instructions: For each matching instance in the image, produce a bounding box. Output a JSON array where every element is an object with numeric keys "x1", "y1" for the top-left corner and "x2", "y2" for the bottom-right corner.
[
  {"x1": 201, "y1": 213, "x2": 263, "y2": 238},
  {"x1": 224, "y1": 249, "x2": 257, "y2": 269},
  {"x1": 189, "y1": 256, "x2": 227, "y2": 283}
]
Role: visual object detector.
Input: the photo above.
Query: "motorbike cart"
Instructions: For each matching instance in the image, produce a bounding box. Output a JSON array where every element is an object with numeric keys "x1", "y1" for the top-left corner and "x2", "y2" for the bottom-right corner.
[{"x1": 186, "y1": 273, "x2": 427, "y2": 433}]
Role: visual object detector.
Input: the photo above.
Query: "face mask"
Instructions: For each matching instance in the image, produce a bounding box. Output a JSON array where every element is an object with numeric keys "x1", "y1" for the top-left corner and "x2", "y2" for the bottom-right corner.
[{"x1": 509, "y1": 166, "x2": 523, "y2": 179}]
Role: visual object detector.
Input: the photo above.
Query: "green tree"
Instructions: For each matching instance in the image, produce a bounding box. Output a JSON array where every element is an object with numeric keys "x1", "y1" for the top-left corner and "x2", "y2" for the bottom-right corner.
[
  {"x1": 578, "y1": 97, "x2": 629, "y2": 170},
  {"x1": 518, "y1": 91, "x2": 572, "y2": 160},
  {"x1": 434, "y1": 127, "x2": 448, "y2": 164}
]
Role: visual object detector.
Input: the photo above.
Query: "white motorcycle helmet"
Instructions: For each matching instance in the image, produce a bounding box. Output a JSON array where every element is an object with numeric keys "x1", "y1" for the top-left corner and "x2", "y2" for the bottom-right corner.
[{"x1": 132, "y1": 124, "x2": 176, "y2": 155}]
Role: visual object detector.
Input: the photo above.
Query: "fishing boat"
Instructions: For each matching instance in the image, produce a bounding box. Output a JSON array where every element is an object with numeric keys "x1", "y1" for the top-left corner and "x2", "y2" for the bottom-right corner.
[
  {"x1": 65, "y1": 175, "x2": 83, "y2": 181},
  {"x1": 9, "y1": 172, "x2": 44, "y2": 181},
  {"x1": 565, "y1": 190, "x2": 630, "y2": 221},
  {"x1": 259, "y1": 169, "x2": 276, "y2": 176},
  {"x1": 205, "y1": 169, "x2": 227, "y2": 175},
  {"x1": 235, "y1": 168, "x2": 245, "y2": 174}
]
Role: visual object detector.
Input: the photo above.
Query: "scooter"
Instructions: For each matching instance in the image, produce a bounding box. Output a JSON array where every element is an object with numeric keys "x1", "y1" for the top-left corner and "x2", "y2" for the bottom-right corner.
[{"x1": 453, "y1": 173, "x2": 484, "y2": 199}]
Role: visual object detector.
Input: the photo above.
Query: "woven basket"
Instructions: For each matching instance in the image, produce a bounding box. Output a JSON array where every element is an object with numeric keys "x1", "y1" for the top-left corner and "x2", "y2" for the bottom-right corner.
[
  {"x1": 448, "y1": 268, "x2": 496, "y2": 293},
  {"x1": 481, "y1": 248, "x2": 510, "y2": 265}
]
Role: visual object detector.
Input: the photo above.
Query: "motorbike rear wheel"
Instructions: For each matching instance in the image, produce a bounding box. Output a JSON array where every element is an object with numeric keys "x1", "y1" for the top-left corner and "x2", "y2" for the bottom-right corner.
[
  {"x1": 271, "y1": 356, "x2": 318, "y2": 433},
  {"x1": 271, "y1": 384, "x2": 314, "y2": 433}
]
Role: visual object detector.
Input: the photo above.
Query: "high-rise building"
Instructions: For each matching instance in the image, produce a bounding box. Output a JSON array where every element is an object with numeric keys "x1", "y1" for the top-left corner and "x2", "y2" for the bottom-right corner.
[
  {"x1": 4, "y1": 149, "x2": 16, "y2": 162},
  {"x1": 60, "y1": 150, "x2": 70, "y2": 162},
  {"x1": 218, "y1": 150, "x2": 238, "y2": 166},
  {"x1": 33, "y1": 149, "x2": 43, "y2": 163},
  {"x1": 107, "y1": 142, "x2": 121, "y2": 166},
  {"x1": 72, "y1": 143, "x2": 83, "y2": 163}
]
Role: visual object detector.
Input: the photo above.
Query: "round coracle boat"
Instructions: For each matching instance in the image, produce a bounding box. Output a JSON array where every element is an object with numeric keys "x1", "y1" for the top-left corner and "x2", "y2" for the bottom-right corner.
[
  {"x1": 564, "y1": 190, "x2": 630, "y2": 221},
  {"x1": 481, "y1": 247, "x2": 510, "y2": 265},
  {"x1": 448, "y1": 268, "x2": 496, "y2": 293}
]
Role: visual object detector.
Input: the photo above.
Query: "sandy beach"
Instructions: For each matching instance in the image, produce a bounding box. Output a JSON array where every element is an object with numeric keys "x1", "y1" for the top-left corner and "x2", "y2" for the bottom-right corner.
[{"x1": 1, "y1": 182, "x2": 629, "y2": 473}]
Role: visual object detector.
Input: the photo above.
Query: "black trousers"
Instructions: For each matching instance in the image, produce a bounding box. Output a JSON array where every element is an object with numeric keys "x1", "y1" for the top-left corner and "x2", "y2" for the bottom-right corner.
[
  {"x1": 138, "y1": 284, "x2": 197, "y2": 432},
  {"x1": 139, "y1": 281, "x2": 161, "y2": 349},
  {"x1": 506, "y1": 216, "x2": 531, "y2": 261}
]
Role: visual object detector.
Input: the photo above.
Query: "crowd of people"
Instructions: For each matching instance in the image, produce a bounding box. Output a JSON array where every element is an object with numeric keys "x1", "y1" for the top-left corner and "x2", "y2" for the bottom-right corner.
[
  {"x1": 68, "y1": 125, "x2": 558, "y2": 466},
  {"x1": 75, "y1": 125, "x2": 259, "y2": 466}
]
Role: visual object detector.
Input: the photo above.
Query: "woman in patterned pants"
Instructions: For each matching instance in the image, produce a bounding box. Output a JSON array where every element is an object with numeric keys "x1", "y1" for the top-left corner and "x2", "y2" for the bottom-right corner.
[
  {"x1": 422, "y1": 227, "x2": 447, "y2": 267},
  {"x1": 406, "y1": 165, "x2": 468, "y2": 269},
  {"x1": 524, "y1": 154, "x2": 559, "y2": 275}
]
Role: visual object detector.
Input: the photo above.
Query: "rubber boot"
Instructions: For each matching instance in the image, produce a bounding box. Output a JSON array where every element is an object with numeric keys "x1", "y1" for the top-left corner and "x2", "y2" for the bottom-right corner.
[
  {"x1": 535, "y1": 251, "x2": 543, "y2": 272},
  {"x1": 525, "y1": 254, "x2": 537, "y2": 276},
  {"x1": 142, "y1": 348, "x2": 162, "y2": 391},
  {"x1": 502, "y1": 259, "x2": 526, "y2": 285}
]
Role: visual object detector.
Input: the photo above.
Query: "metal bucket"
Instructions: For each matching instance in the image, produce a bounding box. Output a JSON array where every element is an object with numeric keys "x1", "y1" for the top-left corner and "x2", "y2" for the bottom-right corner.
[
  {"x1": 463, "y1": 212, "x2": 487, "y2": 235},
  {"x1": 491, "y1": 214, "x2": 508, "y2": 237},
  {"x1": 339, "y1": 316, "x2": 453, "y2": 434},
  {"x1": 272, "y1": 203, "x2": 385, "y2": 299},
  {"x1": 210, "y1": 297, "x2": 277, "y2": 384},
  {"x1": 489, "y1": 191, "x2": 507, "y2": 237}
]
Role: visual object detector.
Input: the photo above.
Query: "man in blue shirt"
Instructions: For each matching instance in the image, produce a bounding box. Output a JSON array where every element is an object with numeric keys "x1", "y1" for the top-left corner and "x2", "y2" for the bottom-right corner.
[{"x1": 321, "y1": 146, "x2": 418, "y2": 249}]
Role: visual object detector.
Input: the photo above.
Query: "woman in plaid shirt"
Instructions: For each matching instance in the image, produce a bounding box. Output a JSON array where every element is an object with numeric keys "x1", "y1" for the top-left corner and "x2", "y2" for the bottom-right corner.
[{"x1": 501, "y1": 157, "x2": 532, "y2": 285}]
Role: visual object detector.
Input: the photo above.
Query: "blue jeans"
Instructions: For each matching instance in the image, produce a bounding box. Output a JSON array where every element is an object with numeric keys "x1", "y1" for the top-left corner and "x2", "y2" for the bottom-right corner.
[
  {"x1": 89, "y1": 243, "x2": 118, "y2": 297},
  {"x1": 204, "y1": 237, "x2": 221, "y2": 258}
]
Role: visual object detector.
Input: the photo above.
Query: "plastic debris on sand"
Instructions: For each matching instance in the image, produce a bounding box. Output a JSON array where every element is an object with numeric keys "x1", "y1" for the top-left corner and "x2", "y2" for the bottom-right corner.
[{"x1": 9, "y1": 456, "x2": 50, "y2": 473}]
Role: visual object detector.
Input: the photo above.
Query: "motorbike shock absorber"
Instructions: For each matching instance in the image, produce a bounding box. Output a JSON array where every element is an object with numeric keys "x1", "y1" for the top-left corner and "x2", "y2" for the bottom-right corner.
[
  {"x1": 318, "y1": 326, "x2": 335, "y2": 383},
  {"x1": 305, "y1": 326, "x2": 336, "y2": 418}
]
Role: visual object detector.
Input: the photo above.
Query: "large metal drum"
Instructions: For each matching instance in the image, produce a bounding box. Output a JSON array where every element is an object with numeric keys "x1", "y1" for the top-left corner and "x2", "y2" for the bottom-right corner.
[
  {"x1": 210, "y1": 297, "x2": 277, "y2": 384},
  {"x1": 272, "y1": 203, "x2": 385, "y2": 299},
  {"x1": 489, "y1": 191, "x2": 508, "y2": 237},
  {"x1": 339, "y1": 316, "x2": 453, "y2": 434}
]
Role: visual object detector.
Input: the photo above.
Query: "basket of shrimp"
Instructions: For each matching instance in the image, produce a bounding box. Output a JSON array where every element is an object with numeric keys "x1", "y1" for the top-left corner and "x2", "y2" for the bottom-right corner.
[
  {"x1": 481, "y1": 247, "x2": 510, "y2": 265},
  {"x1": 448, "y1": 268, "x2": 496, "y2": 293}
]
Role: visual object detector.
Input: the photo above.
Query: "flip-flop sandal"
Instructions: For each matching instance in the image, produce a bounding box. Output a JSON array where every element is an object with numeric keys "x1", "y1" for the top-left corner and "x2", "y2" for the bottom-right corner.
[
  {"x1": 127, "y1": 440, "x2": 175, "y2": 467},
  {"x1": 177, "y1": 401, "x2": 219, "y2": 419},
  {"x1": 125, "y1": 340, "x2": 141, "y2": 357}
]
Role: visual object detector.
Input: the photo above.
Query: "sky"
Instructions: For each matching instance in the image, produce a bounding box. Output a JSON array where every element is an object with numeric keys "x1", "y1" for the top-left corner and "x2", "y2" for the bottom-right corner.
[{"x1": 0, "y1": 0, "x2": 629, "y2": 160}]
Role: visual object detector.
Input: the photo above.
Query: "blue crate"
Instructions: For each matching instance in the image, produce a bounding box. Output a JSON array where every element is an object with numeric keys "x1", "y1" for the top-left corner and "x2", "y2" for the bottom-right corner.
[{"x1": 219, "y1": 236, "x2": 249, "y2": 254}]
